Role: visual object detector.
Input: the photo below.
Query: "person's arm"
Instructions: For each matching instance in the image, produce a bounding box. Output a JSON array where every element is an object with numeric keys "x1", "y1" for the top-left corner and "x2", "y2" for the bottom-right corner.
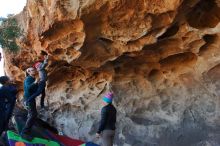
[
  {"x1": 26, "y1": 81, "x2": 45, "y2": 103},
  {"x1": 40, "y1": 55, "x2": 48, "y2": 69},
  {"x1": 8, "y1": 85, "x2": 18, "y2": 102},
  {"x1": 97, "y1": 107, "x2": 108, "y2": 134},
  {"x1": 26, "y1": 77, "x2": 37, "y2": 92},
  {"x1": 9, "y1": 84, "x2": 17, "y2": 95}
]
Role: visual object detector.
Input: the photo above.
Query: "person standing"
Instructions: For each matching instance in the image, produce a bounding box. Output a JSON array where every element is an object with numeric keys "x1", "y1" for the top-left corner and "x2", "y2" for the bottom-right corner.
[
  {"x1": 96, "y1": 92, "x2": 117, "y2": 146},
  {"x1": 0, "y1": 76, "x2": 17, "y2": 136},
  {"x1": 21, "y1": 67, "x2": 38, "y2": 141}
]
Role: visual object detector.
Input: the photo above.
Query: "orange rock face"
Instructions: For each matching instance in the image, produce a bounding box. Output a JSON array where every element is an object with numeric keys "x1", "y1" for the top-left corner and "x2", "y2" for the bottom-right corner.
[{"x1": 3, "y1": 0, "x2": 220, "y2": 145}]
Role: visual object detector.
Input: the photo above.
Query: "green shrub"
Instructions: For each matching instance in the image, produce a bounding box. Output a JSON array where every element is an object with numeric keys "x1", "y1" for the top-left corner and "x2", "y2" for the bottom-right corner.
[{"x1": 0, "y1": 17, "x2": 22, "y2": 52}]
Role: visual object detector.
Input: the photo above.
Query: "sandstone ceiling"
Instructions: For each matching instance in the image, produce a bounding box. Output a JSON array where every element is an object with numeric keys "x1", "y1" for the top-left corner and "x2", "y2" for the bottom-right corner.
[
  {"x1": 3, "y1": 0, "x2": 220, "y2": 145},
  {"x1": 5, "y1": 0, "x2": 220, "y2": 85}
]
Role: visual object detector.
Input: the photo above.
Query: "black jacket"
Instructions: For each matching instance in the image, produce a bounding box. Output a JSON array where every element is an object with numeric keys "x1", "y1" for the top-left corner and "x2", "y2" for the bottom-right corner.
[
  {"x1": 0, "y1": 84, "x2": 17, "y2": 106},
  {"x1": 97, "y1": 104, "x2": 117, "y2": 134}
]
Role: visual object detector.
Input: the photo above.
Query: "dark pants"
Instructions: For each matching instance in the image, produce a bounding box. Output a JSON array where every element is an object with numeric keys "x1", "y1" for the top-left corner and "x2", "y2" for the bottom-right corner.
[
  {"x1": 101, "y1": 130, "x2": 115, "y2": 146},
  {"x1": 5, "y1": 98, "x2": 16, "y2": 126},
  {"x1": 40, "y1": 88, "x2": 45, "y2": 107},
  {"x1": 30, "y1": 81, "x2": 46, "y2": 108},
  {"x1": 0, "y1": 109, "x2": 7, "y2": 136},
  {"x1": 21, "y1": 101, "x2": 37, "y2": 134},
  {"x1": 0, "y1": 102, "x2": 8, "y2": 136}
]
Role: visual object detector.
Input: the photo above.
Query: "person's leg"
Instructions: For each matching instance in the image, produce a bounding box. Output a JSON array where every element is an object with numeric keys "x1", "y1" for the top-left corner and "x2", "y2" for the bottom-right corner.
[
  {"x1": 5, "y1": 98, "x2": 16, "y2": 129},
  {"x1": 101, "y1": 130, "x2": 115, "y2": 146},
  {"x1": 28, "y1": 81, "x2": 46, "y2": 103},
  {"x1": 40, "y1": 88, "x2": 45, "y2": 108},
  {"x1": 0, "y1": 112, "x2": 6, "y2": 136},
  {"x1": 108, "y1": 130, "x2": 115, "y2": 146},
  {"x1": 21, "y1": 101, "x2": 37, "y2": 140}
]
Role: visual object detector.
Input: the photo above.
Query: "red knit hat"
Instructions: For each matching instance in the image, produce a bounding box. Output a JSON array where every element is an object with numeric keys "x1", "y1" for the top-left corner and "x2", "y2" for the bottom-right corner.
[{"x1": 33, "y1": 61, "x2": 41, "y2": 69}]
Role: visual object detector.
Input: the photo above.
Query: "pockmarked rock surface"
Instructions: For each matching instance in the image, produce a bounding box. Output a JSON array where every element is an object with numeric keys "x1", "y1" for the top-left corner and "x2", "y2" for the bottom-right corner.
[{"x1": 3, "y1": 0, "x2": 220, "y2": 145}]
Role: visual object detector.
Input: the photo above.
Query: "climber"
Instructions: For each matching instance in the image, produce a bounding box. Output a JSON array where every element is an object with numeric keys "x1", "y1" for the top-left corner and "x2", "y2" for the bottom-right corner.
[
  {"x1": 32, "y1": 51, "x2": 48, "y2": 108},
  {"x1": 0, "y1": 76, "x2": 17, "y2": 136},
  {"x1": 21, "y1": 67, "x2": 38, "y2": 141},
  {"x1": 96, "y1": 92, "x2": 117, "y2": 146}
]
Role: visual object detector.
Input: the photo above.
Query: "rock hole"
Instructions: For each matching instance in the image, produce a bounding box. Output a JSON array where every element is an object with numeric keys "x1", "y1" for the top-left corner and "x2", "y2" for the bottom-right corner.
[
  {"x1": 187, "y1": 0, "x2": 220, "y2": 28},
  {"x1": 158, "y1": 24, "x2": 179, "y2": 40},
  {"x1": 202, "y1": 34, "x2": 217, "y2": 43},
  {"x1": 53, "y1": 48, "x2": 65, "y2": 55},
  {"x1": 98, "y1": 37, "x2": 113, "y2": 44}
]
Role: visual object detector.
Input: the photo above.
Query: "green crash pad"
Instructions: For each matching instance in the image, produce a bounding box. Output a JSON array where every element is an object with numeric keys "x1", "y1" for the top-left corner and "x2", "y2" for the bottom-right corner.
[{"x1": 7, "y1": 130, "x2": 60, "y2": 146}]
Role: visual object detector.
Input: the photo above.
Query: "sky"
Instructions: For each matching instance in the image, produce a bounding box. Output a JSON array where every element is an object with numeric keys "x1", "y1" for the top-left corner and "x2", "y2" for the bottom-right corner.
[
  {"x1": 0, "y1": 0, "x2": 27, "y2": 17},
  {"x1": 0, "y1": 0, "x2": 26, "y2": 76}
]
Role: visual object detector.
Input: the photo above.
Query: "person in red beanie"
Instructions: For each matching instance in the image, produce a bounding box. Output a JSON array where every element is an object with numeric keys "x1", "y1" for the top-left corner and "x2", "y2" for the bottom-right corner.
[
  {"x1": 32, "y1": 52, "x2": 48, "y2": 108},
  {"x1": 96, "y1": 92, "x2": 117, "y2": 146}
]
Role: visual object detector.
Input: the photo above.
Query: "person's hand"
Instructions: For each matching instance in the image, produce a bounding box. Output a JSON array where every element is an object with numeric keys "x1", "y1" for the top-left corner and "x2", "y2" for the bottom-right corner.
[
  {"x1": 34, "y1": 78, "x2": 40, "y2": 83},
  {"x1": 8, "y1": 77, "x2": 15, "y2": 83},
  {"x1": 8, "y1": 80, "x2": 14, "y2": 84},
  {"x1": 44, "y1": 55, "x2": 48, "y2": 60},
  {"x1": 96, "y1": 133, "x2": 101, "y2": 138},
  {"x1": 23, "y1": 101, "x2": 29, "y2": 109}
]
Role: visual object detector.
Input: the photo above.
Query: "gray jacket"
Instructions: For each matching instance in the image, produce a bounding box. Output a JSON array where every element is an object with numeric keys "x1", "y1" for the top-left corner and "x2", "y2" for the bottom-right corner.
[{"x1": 37, "y1": 58, "x2": 48, "y2": 81}]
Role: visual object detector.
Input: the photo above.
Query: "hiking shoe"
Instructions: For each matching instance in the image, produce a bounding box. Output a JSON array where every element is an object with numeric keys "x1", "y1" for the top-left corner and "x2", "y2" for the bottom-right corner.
[{"x1": 21, "y1": 133, "x2": 33, "y2": 141}]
